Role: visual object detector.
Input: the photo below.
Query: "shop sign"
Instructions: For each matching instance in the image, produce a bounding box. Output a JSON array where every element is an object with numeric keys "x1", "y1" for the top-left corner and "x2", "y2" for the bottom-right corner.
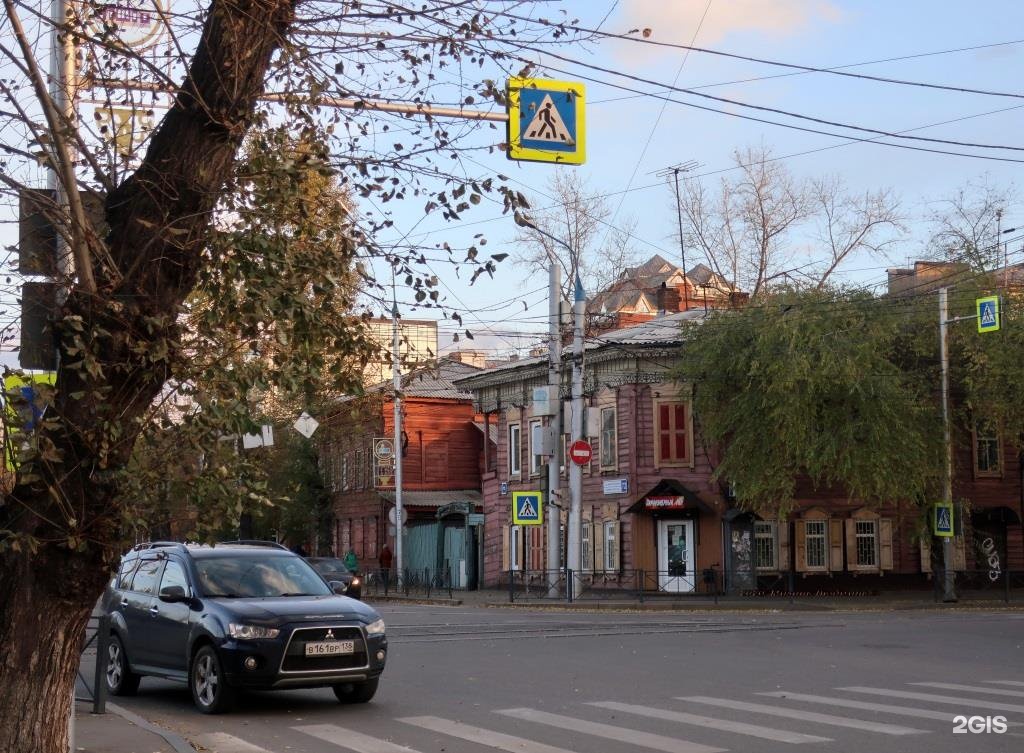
[{"x1": 644, "y1": 496, "x2": 686, "y2": 510}]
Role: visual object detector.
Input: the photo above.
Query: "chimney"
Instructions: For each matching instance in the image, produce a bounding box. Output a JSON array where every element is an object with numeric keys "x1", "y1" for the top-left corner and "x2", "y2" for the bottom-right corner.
[{"x1": 657, "y1": 282, "x2": 667, "y2": 315}]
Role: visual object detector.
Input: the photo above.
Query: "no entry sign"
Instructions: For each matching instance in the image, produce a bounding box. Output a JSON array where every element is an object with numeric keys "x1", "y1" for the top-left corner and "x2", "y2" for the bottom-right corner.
[{"x1": 569, "y1": 439, "x2": 593, "y2": 466}]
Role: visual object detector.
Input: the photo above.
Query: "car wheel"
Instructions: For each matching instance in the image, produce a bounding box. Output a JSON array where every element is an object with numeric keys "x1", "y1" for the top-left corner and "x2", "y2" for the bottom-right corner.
[
  {"x1": 190, "y1": 645, "x2": 235, "y2": 714},
  {"x1": 332, "y1": 677, "x2": 379, "y2": 704},
  {"x1": 106, "y1": 635, "x2": 141, "y2": 696}
]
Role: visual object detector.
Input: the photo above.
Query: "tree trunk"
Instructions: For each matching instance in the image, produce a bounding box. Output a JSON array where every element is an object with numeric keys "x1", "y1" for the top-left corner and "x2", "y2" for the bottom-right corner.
[{"x1": 0, "y1": 546, "x2": 104, "y2": 753}]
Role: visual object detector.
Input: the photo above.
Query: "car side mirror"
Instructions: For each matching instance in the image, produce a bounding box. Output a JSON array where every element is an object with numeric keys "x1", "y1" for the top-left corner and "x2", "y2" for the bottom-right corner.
[
  {"x1": 159, "y1": 585, "x2": 189, "y2": 603},
  {"x1": 328, "y1": 580, "x2": 347, "y2": 595}
]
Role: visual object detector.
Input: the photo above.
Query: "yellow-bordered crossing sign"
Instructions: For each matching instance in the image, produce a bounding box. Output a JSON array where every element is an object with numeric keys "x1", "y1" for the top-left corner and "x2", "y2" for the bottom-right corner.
[
  {"x1": 512, "y1": 490, "x2": 544, "y2": 525},
  {"x1": 507, "y1": 77, "x2": 586, "y2": 165}
]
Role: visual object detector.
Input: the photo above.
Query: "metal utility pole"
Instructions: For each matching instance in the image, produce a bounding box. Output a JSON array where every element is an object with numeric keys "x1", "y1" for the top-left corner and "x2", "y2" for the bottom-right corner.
[
  {"x1": 545, "y1": 256, "x2": 562, "y2": 596},
  {"x1": 567, "y1": 275, "x2": 586, "y2": 599},
  {"x1": 938, "y1": 288, "x2": 956, "y2": 602},
  {"x1": 392, "y1": 298, "x2": 404, "y2": 585}
]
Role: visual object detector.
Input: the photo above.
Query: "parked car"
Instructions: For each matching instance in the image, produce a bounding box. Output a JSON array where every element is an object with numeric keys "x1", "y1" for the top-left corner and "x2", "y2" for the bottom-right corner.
[
  {"x1": 101, "y1": 541, "x2": 386, "y2": 713},
  {"x1": 305, "y1": 556, "x2": 362, "y2": 599}
]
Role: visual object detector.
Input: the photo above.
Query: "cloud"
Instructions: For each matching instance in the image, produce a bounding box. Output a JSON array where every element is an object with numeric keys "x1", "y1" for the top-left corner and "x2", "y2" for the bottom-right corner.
[{"x1": 612, "y1": 0, "x2": 845, "y2": 63}]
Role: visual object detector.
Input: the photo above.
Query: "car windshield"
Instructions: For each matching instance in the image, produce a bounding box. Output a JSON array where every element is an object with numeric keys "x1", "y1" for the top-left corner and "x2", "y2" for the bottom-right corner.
[
  {"x1": 194, "y1": 554, "x2": 332, "y2": 598},
  {"x1": 310, "y1": 558, "x2": 351, "y2": 575}
]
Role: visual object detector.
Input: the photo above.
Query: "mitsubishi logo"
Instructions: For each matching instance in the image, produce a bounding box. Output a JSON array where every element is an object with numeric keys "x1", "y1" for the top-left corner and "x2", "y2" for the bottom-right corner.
[{"x1": 325, "y1": 629, "x2": 335, "y2": 640}]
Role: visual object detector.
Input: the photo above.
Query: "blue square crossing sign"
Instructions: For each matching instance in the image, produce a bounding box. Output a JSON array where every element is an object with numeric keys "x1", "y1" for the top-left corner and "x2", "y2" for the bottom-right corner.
[
  {"x1": 512, "y1": 490, "x2": 543, "y2": 525},
  {"x1": 507, "y1": 77, "x2": 586, "y2": 165},
  {"x1": 977, "y1": 296, "x2": 1000, "y2": 333},
  {"x1": 933, "y1": 502, "x2": 954, "y2": 538}
]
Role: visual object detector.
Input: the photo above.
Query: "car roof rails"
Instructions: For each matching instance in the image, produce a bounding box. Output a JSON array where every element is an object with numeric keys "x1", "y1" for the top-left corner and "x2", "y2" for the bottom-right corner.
[
  {"x1": 218, "y1": 539, "x2": 290, "y2": 551},
  {"x1": 130, "y1": 541, "x2": 184, "y2": 553}
]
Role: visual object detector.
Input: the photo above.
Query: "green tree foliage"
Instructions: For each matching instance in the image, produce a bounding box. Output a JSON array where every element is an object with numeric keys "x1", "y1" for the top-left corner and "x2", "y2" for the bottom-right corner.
[{"x1": 676, "y1": 287, "x2": 946, "y2": 514}]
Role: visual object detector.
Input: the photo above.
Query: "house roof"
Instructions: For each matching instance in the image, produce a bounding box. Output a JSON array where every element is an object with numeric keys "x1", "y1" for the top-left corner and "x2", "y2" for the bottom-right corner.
[
  {"x1": 377, "y1": 489, "x2": 482, "y2": 508},
  {"x1": 339, "y1": 358, "x2": 482, "y2": 402}
]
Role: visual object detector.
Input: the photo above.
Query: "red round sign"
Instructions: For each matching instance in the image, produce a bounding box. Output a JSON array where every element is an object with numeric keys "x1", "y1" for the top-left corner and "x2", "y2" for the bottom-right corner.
[{"x1": 569, "y1": 439, "x2": 593, "y2": 466}]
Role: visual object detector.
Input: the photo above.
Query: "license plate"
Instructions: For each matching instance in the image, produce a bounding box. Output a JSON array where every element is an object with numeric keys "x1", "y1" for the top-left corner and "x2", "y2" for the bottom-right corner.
[{"x1": 305, "y1": 640, "x2": 354, "y2": 656}]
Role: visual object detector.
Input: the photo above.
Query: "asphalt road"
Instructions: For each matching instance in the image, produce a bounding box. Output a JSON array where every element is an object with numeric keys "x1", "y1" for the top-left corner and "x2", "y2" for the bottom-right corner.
[{"x1": 93, "y1": 605, "x2": 1024, "y2": 753}]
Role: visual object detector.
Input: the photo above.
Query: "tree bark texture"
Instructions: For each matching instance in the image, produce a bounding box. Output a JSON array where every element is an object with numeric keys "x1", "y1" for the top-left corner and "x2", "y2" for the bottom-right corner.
[{"x1": 0, "y1": 2, "x2": 296, "y2": 751}]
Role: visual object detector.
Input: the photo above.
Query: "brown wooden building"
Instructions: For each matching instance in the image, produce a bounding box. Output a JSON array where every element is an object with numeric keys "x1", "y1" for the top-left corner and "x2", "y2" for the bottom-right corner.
[
  {"x1": 317, "y1": 359, "x2": 490, "y2": 586},
  {"x1": 455, "y1": 310, "x2": 1023, "y2": 593}
]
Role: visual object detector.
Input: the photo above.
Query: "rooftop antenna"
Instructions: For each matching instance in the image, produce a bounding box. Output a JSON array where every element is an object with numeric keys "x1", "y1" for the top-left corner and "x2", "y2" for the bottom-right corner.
[{"x1": 654, "y1": 161, "x2": 700, "y2": 311}]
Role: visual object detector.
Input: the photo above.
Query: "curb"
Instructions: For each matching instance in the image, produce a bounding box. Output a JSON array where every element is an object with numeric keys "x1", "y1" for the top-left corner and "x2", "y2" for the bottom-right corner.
[
  {"x1": 106, "y1": 702, "x2": 194, "y2": 753},
  {"x1": 366, "y1": 595, "x2": 464, "y2": 606}
]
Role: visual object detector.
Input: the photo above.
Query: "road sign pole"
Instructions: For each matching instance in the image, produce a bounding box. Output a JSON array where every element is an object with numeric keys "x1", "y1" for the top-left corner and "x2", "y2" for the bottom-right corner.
[
  {"x1": 567, "y1": 277, "x2": 585, "y2": 599},
  {"x1": 939, "y1": 288, "x2": 957, "y2": 602},
  {"x1": 546, "y1": 255, "x2": 562, "y2": 598},
  {"x1": 392, "y1": 298, "x2": 404, "y2": 588}
]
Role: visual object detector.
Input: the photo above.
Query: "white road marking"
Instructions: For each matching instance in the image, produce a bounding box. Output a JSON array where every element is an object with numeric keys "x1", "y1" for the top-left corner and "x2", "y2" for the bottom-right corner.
[
  {"x1": 494, "y1": 708, "x2": 726, "y2": 753},
  {"x1": 840, "y1": 686, "x2": 1024, "y2": 714},
  {"x1": 678, "y1": 696, "x2": 926, "y2": 736},
  {"x1": 293, "y1": 724, "x2": 422, "y2": 753},
  {"x1": 758, "y1": 691, "x2": 960, "y2": 722},
  {"x1": 588, "y1": 700, "x2": 831, "y2": 744},
  {"x1": 192, "y1": 733, "x2": 272, "y2": 753},
  {"x1": 397, "y1": 716, "x2": 578, "y2": 753},
  {"x1": 986, "y1": 681, "x2": 1024, "y2": 687},
  {"x1": 910, "y1": 682, "x2": 1024, "y2": 698}
]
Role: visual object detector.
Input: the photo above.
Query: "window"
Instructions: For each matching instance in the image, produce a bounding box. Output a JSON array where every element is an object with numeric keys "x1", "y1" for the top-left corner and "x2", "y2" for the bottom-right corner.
[
  {"x1": 754, "y1": 522, "x2": 777, "y2": 570},
  {"x1": 510, "y1": 525, "x2": 521, "y2": 570},
  {"x1": 654, "y1": 400, "x2": 689, "y2": 465},
  {"x1": 354, "y1": 450, "x2": 364, "y2": 490},
  {"x1": 130, "y1": 559, "x2": 163, "y2": 595},
  {"x1": 600, "y1": 407, "x2": 617, "y2": 470},
  {"x1": 804, "y1": 520, "x2": 827, "y2": 570},
  {"x1": 116, "y1": 559, "x2": 139, "y2": 590},
  {"x1": 603, "y1": 521, "x2": 618, "y2": 572},
  {"x1": 342, "y1": 453, "x2": 350, "y2": 490},
  {"x1": 855, "y1": 520, "x2": 878, "y2": 567},
  {"x1": 581, "y1": 521, "x2": 592, "y2": 571},
  {"x1": 529, "y1": 420, "x2": 543, "y2": 476},
  {"x1": 159, "y1": 561, "x2": 190, "y2": 594},
  {"x1": 974, "y1": 419, "x2": 1001, "y2": 476},
  {"x1": 508, "y1": 423, "x2": 521, "y2": 477}
]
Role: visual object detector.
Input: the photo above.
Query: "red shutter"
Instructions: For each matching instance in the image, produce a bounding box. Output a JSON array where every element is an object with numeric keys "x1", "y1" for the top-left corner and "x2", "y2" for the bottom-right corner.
[
  {"x1": 658, "y1": 404, "x2": 671, "y2": 462},
  {"x1": 673, "y1": 404, "x2": 687, "y2": 461}
]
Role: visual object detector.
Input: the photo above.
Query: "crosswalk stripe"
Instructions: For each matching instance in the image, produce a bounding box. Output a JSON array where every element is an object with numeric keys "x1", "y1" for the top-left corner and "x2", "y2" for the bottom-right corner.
[
  {"x1": 840, "y1": 686, "x2": 1024, "y2": 714},
  {"x1": 910, "y1": 682, "x2": 1024, "y2": 698},
  {"x1": 588, "y1": 700, "x2": 831, "y2": 744},
  {"x1": 398, "y1": 716, "x2": 578, "y2": 753},
  {"x1": 678, "y1": 696, "x2": 926, "y2": 736},
  {"x1": 494, "y1": 708, "x2": 726, "y2": 753},
  {"x1": 191, "y1": 733, "x2": 272, "y2": 753},
  {"x1": 986, "y1": 681, "x2": 1024, "y2": 688},
  {"x1": 293, "y1": 724, "x2": 422, "y2": 753},
  {"x1": 757, "y1": 691, "x2": 959, "y2": 722}
]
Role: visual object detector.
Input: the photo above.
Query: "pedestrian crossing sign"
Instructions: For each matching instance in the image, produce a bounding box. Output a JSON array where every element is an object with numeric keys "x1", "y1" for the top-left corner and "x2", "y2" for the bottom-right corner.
[
  {"x1": 512, "y1": 491, "x2": 544, "y2": 525},
  {"x1": 933, "y1": 502, "x2": 954, "y2": 537},
  {"x1": 507, "y1": 77, "x2": 586, "y2": 165},
  {"x1": 976, "y1": 296, "x2": 1000, "y2": 333}
]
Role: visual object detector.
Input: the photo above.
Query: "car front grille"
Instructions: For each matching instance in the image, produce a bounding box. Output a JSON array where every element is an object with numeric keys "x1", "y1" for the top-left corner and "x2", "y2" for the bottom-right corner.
[{"x1": 280, "y1": 626, "x2": 368, "y2": 673}]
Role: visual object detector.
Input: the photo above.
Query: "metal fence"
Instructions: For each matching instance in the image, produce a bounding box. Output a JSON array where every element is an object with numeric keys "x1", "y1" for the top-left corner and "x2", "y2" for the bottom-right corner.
[
  {"x1": 361, "y1": 566, "x2": 454, "y2": 599},
  {"x1": 75, "y1": 614, "x2": 109, "y2": 714},
  {"x1": 502, "y1": 568, "x2": 724, "y2": 604},
  {"x1": 933, "y1": 568, "x2": 1024, "y2": 603}
]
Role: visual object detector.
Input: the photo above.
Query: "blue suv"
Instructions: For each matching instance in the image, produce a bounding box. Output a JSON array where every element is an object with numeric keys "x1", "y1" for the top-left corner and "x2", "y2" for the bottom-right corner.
[{"x1": 102, "y1": 542, "x2": 387, "y2": 713}]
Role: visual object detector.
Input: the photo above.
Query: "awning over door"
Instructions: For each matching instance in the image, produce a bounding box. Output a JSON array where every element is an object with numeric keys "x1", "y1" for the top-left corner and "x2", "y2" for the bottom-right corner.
[{"x1": 627, "y1": 479, "x2": 716, "y2": 515}]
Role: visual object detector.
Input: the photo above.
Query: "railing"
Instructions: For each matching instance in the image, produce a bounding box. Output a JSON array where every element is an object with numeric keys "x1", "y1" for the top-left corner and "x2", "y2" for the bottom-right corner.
[
  {"x1": 501, "y1": 568, "x2": 723, "y2": 604},
  {"x1": 361, "y1": 566, "x2": 453, "y2": 599},
  {"x1": 933, "y1": 568, "x2": 1024, "y2": 603},
  {"x1": 75, "y1": 614, "x2": 109, "y2": 714}
]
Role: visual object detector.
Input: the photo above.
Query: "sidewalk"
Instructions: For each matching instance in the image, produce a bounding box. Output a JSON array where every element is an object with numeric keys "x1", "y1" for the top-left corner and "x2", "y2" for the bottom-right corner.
[
  {"x1": 366, "y1": 586, "x2": 1024, "y2": 611},
  {"x1": 73, "y1": 701, "x2": 191, "y2": 753}
]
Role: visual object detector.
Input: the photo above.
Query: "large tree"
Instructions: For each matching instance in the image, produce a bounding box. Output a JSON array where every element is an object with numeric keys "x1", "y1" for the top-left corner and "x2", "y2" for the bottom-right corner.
[{"x1": 0, "y1": 2, "x2": 578, "y2": 750}]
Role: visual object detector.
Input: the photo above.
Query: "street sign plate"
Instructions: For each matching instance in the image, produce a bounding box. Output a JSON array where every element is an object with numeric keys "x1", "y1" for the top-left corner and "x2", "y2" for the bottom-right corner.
[
  {"x1": 512, "y1": 490, "x2": 543, "y2": 525},
  {"x1": 977, "y1": 296, "x2": 1000, "y2": 333},
  {"x1": 603, "y1": 478, "x2": 628, "y2": 495},
  {"x1": 933, "y1": 502, "x2": 954, "y2": 537},
  {"x1": 293, "y1": 411, "x2": 319, "y2": 438},
  {"x1": 569, "y1": 439, "x2": 593, "y2": 466},
  {"x1": 373, "y1": 437, "x2": 395, "y2": 460},
  {"x1": 507, "y1": 77, "x2": 586, "y2": 165},
  {"x1": 500, "y1": 481, "x2": 509, "y2": 495}
]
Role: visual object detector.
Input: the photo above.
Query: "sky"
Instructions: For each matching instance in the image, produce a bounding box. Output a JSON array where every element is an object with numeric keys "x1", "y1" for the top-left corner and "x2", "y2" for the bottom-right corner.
[
  {"x1": 377, "y1": 0, "x2": 1024, "y2": 359},
  {"x1": 3, "y1": 0, "x2": 1024, "y2": 367}
]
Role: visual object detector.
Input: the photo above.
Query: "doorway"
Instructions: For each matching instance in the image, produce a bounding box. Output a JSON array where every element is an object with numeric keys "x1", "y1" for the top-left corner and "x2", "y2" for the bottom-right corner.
[{"x1": 658, "y1": 519, "x2": 695, "y2": 592}]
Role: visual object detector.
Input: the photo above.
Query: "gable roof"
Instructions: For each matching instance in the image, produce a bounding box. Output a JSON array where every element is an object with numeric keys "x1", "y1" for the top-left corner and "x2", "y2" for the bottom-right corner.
[{"x1": 340, "y1": 358, "x2": 482, "y2": 402}]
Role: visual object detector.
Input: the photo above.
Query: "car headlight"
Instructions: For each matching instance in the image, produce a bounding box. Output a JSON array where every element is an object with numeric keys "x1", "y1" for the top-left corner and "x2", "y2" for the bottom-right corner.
[
  {"x1": 229, "y1": 623, "x2": 280, "y2": 640},
  {"x1": 364, "y1": 618, "x2": 385, "y2": 635},
  {"x1": 350, "y1": 577, "x2": 361, "y2": 586}
]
